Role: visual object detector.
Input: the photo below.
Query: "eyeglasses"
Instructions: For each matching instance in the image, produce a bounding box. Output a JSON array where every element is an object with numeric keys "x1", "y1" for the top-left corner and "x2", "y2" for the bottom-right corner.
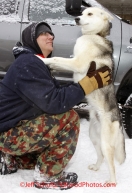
[{"x1": 40, "y1": 32, "x2": 54, "y2": 39}]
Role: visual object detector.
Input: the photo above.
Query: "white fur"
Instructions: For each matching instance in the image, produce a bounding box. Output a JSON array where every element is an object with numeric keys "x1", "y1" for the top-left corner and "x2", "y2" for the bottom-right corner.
[{"x1": 36, "y1": 7, "x2": 126, "y2": 183}]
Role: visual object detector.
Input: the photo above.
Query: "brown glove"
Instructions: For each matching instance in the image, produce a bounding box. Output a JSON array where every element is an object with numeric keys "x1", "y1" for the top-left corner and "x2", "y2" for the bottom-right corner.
[{"x1": 79, "y1": 61, "x2": 112, "y2": 95}]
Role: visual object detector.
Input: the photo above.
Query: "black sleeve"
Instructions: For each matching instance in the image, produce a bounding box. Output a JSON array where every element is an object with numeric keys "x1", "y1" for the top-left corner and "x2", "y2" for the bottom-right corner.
[{"x1": 15, "y1": 60, "x2": 85, "y2": 114}]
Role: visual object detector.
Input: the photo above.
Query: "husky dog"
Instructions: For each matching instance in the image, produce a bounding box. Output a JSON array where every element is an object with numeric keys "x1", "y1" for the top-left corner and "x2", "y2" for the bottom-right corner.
[{"x1": 37, "y1": 7, "x2": 126, "y2": 183}]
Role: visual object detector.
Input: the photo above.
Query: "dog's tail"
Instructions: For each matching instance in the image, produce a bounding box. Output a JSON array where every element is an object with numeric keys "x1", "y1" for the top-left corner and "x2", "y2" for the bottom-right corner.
[{"x1": 114, "y1": 122, "x2": 126, "y2": 164}]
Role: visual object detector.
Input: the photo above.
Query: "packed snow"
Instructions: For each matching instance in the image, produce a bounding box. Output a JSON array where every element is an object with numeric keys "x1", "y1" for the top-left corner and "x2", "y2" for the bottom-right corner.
[{"x1": 0, "y1": 118, "x2": 131, "y2": 193}]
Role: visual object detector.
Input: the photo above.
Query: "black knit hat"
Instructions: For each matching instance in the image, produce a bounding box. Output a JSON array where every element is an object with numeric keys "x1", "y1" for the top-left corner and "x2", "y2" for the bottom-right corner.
[
  {"x1": 36, "y1": 24, "x2": 54, "y2": 39},
  {"x1": 22, "y1": 22, "x2": 54, "y2": 56}
]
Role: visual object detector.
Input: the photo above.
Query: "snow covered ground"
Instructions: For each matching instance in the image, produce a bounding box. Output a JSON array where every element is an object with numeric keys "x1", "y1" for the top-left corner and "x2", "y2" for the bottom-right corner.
[{"x1": 0, "y1": 118, "x2": 132, "y2": 193}]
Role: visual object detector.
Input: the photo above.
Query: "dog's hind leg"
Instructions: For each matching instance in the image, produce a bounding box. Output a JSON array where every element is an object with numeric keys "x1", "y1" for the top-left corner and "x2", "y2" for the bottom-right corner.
[
  {"x1": 114, "y1": 124, "x2": 126, "y2": 164},
  {"x1": 100, "y1": 120, "x2": 119, "y2": 183},
  {"x1": 88, "y1": 111, "x2": 104, "y2": 171},
  {"x1": 101, "y1": 144, "x2": 116, "y2": 183}
]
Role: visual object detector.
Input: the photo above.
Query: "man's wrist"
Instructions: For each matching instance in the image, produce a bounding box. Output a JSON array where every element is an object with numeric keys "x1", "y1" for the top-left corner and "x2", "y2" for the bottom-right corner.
[{"x1": 79, "y1": 76, "x2": 98, "y2": 95}]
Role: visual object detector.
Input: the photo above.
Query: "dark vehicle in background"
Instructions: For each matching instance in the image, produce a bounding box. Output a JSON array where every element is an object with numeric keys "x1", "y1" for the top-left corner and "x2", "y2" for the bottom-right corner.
[{"x1": 0, "y1": 0, "x2": 132, "y2": 105}]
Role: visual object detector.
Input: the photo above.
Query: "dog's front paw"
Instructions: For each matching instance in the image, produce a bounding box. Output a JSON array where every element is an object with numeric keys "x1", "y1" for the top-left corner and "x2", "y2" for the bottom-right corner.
[
  {"x1": 88, "y1": 164, "x2": 99, "y2": 171},
  {"x1": 42, "y1": 58, "x2": 51, "y2": 65},
  {"x1": 41, "y1": 58, "x2": 55, "y2": 68},
  {"x1": 35, "y1": 55, "x2": 51, "y2": 65}
]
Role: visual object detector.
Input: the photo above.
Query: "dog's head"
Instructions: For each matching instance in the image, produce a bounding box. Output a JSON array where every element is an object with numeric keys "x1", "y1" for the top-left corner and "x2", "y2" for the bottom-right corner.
[{"x1": 75, "y1": 7, "x2": 113, "y2": 37}]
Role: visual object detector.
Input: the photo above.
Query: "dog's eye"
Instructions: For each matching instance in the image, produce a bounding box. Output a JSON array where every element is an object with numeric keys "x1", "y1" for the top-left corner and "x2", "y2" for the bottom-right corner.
[{"x1": 88, "y1": 13, "x2": 93, "y2": 16}]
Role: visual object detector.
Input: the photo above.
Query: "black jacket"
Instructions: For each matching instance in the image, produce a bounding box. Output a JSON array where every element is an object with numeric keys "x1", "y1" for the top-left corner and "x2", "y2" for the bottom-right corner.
[{"x1": 0, "y1": 47, "x2": 85, "y2": 132}]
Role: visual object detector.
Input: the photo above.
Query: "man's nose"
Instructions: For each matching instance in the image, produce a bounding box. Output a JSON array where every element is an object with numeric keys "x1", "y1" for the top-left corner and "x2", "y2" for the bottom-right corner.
[{"x1": 48, "y1": 34, "x2": 54, "y2": 40}]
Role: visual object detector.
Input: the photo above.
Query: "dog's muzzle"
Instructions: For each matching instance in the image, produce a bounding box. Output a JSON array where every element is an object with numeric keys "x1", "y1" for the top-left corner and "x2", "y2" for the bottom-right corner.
[{"x1": 75, "y1": 17, "x2": 80, "y2": 25}]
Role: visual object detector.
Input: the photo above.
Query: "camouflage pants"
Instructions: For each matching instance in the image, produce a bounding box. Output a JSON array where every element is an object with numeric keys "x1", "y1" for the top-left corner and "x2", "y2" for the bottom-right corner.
[{"x1": 0, "y1": 109, "x2": 80, "y2": 177}]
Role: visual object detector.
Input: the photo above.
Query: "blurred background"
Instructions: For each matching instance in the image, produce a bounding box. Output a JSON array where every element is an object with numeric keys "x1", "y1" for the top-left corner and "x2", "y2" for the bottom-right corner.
[{"x1": 97, "y1": 0, "x2": 132, "y2": 23}]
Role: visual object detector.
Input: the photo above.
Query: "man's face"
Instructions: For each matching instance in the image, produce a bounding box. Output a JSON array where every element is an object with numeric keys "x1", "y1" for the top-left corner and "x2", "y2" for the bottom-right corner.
[{"x1": 36, "y1": 32, "x2": 54, "y2": 57}]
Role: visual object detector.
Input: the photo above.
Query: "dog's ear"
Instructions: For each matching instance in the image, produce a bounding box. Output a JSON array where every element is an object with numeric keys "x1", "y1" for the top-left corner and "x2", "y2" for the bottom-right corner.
[{"x1": 100, "y1": 11, "x2": 113, "y2": 21}]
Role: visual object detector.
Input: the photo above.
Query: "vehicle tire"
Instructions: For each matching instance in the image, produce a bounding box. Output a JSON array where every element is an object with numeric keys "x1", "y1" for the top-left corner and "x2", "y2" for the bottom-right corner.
[
  {"x1": 121, "y1": 94, "x2": 132, "y2": 139},
  {"x1": 116, "y1": 68, "x2": 132, "y2": 104}
]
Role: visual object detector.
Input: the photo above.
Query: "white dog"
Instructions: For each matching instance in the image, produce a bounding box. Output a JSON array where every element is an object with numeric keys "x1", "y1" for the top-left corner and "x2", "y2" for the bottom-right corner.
[{"x1": 37, "y1": 7, "x2": 126, "y2": 183}]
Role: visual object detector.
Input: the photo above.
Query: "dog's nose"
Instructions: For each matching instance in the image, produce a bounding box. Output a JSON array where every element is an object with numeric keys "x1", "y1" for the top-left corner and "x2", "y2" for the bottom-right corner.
[{"x1": 75, "y1": 17, "x2": 80, "y2": 24}]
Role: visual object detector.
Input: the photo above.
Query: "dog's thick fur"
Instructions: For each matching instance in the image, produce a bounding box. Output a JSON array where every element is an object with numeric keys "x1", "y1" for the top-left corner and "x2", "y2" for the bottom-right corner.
[{"x1": 38, "y1": 7, "x2": 126, "y2": 183}]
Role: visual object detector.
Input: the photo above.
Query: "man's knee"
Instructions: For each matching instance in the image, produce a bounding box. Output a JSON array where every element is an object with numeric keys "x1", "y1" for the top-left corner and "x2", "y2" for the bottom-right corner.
[{"x1": 62, "y1": 109, "x2": 80, "y2": 138}]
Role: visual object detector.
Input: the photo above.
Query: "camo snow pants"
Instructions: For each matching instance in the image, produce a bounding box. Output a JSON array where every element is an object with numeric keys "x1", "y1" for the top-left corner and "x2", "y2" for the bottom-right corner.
[{"x1": 0, "y1": 109, "x2": 80, "y2": 177}]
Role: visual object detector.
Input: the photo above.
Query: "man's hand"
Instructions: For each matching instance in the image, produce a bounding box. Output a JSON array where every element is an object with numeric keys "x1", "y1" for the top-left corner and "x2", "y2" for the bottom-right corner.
[{"x1": 79, "y1": 61, "x2": 112, "y2": 95}]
